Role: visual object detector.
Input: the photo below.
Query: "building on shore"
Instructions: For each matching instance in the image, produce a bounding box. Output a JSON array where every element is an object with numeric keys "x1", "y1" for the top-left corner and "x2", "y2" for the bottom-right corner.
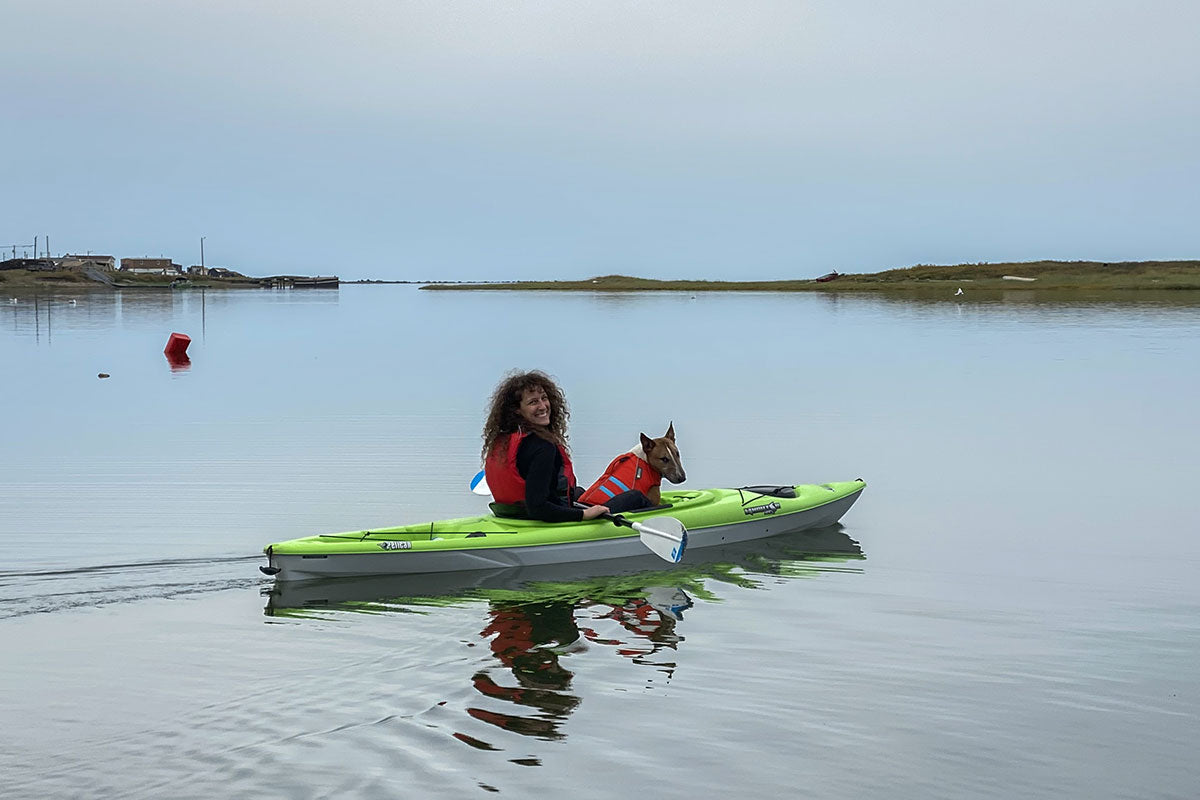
[
  {"x1": 120, "y1": 258, "x2": 184, "y2": 276},
  {"x1": 62, "y1": 254, "x2": 117, "y2": 270}
]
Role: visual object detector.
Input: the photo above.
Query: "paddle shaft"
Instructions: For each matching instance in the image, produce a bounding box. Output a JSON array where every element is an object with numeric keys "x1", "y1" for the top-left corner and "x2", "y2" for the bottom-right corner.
[
  {"x1": 574, "y1": 502, "x2": 685, "y2": 543},
  {"x1": 598, "y1": 509, "x2": 636, "y2": 529},
  {"x1": 572, "y1": 499, "x2": 631, "y2": 527}
]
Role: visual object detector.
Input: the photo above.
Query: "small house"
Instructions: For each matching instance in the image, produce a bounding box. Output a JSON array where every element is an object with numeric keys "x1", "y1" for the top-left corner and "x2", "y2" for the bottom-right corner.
[
  {"x1": 121, "y1": 258, "x2": 184, "y2": 276},
  {"x1": 62, "y1": 254, "x2": 117, "y2": 270}
]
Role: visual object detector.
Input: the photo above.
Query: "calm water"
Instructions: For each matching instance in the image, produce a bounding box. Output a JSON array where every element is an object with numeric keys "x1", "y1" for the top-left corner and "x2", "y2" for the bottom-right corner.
[{"x1": 2, "y1": 285, "x2": 1198, "y2": 799}]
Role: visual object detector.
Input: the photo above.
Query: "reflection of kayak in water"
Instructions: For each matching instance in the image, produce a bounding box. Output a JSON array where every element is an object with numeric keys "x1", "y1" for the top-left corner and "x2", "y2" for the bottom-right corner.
[
  {"x1": 263, "y1": 523, "x2": 864, "y2": 616},
  {"x1": 261, "y1": 480, "x2": 866, "y2": 581}
]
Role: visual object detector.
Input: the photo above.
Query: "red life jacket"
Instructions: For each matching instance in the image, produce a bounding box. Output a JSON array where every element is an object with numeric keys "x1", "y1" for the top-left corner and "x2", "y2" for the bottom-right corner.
[
  {"x1": 578, "y1": 452, "x2": 661, "y2": 505},
  {"x1": 484, "y1": 430, "x2": 577, "y2": 505}
]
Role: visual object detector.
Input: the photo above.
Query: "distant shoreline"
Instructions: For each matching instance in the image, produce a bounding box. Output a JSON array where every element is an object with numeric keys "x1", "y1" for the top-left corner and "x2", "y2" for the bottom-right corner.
[
  {"x1": 417, "y1": 261, "x2": 1200, "y2": 292},
  {"x1": 5, "y1": 259, "x2": 1199, "y2": 293}
]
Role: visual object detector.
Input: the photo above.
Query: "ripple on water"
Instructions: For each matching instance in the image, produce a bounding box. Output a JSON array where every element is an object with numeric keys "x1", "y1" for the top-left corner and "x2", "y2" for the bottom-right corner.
[{"x1": 0, "y1": 556, "x2": 264, "y2": 619}]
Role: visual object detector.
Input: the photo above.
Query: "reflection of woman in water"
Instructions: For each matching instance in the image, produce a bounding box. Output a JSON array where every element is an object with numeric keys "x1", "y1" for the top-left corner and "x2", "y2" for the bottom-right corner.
[
  {"x1": 467, "y1": 600, "x2": 583, "y2": 740},
  {"x1": 465, "y1": 589, "x2": 692, "y2": 743},
  {"x1": 481, "y1": 600, "x2": 581, "y2": 690}
]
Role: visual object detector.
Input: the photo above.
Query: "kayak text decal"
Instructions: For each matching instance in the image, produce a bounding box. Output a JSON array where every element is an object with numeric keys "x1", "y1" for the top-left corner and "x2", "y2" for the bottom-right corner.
[
  {"x1": 743, "y1": 501, "x2": 781, "y2": 516},
  {"x1": 378, "y1": 540, "x2": 413, "y2": 550}
]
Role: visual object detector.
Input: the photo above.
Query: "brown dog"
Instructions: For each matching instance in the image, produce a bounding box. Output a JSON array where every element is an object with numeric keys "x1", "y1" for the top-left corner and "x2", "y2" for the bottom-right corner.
[
  {"x1": 636, "y1": 423, "x2": 687, "y2": 505},
  {"x1": 579, "y1": 423, "x2": 686, "y2": 507}
]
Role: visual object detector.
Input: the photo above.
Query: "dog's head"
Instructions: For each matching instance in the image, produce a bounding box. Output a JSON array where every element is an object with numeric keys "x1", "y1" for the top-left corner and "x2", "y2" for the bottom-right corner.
[{"x1": 640, "y1": 422, "x2": 686, "y2": 484}]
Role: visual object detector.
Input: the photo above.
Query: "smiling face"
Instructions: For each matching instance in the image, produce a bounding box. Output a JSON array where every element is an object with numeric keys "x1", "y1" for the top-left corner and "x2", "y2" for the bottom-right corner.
[{"x1": 517, "y1": 385, "x2": 552, "y2": 429}]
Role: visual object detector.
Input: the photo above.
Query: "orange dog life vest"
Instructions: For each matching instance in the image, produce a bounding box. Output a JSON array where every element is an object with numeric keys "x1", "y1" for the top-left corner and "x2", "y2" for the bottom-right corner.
[{"x1": 578, "y1": 452, "x2": 661, "y2": 505}]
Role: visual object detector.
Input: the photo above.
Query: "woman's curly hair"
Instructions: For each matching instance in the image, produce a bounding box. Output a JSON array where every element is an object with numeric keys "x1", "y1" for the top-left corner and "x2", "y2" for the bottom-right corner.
[{"x1": 481, "y1": 370, "x2": 570, "y2": 460}]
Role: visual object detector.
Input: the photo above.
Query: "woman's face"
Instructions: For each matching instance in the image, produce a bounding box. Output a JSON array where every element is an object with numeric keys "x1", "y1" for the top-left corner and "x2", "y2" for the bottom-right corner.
[{"x1": 517, "y1": 385, "x2": 551, "y2": 428}]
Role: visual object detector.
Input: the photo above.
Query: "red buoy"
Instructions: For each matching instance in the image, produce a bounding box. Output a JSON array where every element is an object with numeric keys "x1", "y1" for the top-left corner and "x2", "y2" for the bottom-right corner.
[
  {"x1": 164, "y1": 332, "x2": 192, "y2": 370},
  {"x1": 164, "y1": 332, "x2": 191, "y2": 358}
]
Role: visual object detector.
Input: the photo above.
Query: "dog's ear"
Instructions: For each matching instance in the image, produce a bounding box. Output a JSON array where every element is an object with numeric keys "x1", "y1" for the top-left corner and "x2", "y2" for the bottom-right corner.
[
  {"x1": 640, "y1": 432, "x2": 655, "y2": 453},
  {"x1": 665, "y1": 421, "x2": 675, "y2": 441}
]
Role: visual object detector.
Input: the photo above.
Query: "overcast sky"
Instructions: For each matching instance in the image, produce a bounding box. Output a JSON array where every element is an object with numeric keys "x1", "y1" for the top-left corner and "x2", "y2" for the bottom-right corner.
[{"x1": 2, "y1": 0, "x2": 1197, "y2": 280}]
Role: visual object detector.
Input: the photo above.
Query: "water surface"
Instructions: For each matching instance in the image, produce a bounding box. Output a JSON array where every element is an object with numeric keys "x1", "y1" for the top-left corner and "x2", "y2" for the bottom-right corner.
[{"x1": 2, "y1": 285, "x2": 1198, "y2": 798}]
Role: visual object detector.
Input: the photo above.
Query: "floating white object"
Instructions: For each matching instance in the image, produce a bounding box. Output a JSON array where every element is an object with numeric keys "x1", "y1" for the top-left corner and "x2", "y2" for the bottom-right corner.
[
  {"x1": 1002, "y1": 275, "x2": 1037, "y2": 282},
  {"x1": 954, "y1": 288, "x2": 964, "y2": 296}
]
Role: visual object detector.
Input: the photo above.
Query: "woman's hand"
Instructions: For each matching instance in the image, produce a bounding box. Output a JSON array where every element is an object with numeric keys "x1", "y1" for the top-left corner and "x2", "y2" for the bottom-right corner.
[{"x1": 581, "y1": 504, "x2": 610, "y2": 520}]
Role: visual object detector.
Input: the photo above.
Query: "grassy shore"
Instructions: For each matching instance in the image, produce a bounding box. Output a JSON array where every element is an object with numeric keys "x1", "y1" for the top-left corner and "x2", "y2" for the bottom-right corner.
[
  {"x1": 419, "y1": 260, "x2": 1200, "y2": 292},
  {"x1": 0, "y1": 267, "x2": 97, "y2": 289}
]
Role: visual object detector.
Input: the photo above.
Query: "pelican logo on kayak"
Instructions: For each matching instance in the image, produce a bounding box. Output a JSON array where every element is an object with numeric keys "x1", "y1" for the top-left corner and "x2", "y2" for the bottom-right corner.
[
  {"x1": 378, "y1": 540, "x2": 412, "y2": 550},
  {"x1": 743, "y1": 501, "x2": 781, "y2": 516}
]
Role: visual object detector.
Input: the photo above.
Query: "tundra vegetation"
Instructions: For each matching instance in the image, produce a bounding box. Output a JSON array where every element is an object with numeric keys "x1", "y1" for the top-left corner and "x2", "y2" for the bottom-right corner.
[{"x1": 420, "y1": 261, "x2": 1200, "y2": 292}]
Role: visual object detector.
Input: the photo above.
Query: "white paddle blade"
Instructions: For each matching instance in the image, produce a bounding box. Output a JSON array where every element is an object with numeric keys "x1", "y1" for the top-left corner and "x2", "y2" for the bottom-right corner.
[
  {"x1": 634, "y1": 518, "x2": 688, "y2": 563},
  {"x1": 470, "y1": 470, "x2": 492, "y2": 496},
  {"x1": 644, "y1": 586, "x2": 693, "y2": 620}
]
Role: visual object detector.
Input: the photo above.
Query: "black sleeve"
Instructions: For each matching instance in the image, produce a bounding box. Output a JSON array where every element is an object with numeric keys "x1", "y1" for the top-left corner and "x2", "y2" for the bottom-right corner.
[{"x1": 516, "y1": 436, "x2": 584, "y2": 523}]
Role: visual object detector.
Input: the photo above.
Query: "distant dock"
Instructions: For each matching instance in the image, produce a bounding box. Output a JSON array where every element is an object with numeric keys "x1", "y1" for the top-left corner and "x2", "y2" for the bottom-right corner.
[{"x1": 259, "y1": 275, "x2": 340, "y2": 288}]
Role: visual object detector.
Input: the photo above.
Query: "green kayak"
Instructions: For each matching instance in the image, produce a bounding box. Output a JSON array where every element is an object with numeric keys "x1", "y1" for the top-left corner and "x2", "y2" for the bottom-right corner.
[{"x1": 261, "y1": 479, "x2": 865, "y2": 581}]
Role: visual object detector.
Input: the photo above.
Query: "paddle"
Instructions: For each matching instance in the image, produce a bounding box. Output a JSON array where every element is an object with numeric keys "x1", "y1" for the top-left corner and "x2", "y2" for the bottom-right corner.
[
  {"x1": 587, "y1": 505, "x2": 688, "y2": 564},
  {"x1": 470, "y1": 469, "x2": 491, "y2": 496},
  {"x1": 470, "y1": 470, "x2": 688, "y2": 564}
]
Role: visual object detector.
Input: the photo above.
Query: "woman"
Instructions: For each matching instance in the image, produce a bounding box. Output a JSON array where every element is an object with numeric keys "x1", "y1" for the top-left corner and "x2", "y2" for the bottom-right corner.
[{"x1": 482, "y1": 370, "x2": 649, "y2": 522}]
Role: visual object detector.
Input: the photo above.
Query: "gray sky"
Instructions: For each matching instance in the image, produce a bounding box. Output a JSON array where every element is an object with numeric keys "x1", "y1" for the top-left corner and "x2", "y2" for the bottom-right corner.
[{"x1": 2, "y1": 0, "x2": 1197, "y2": 280}]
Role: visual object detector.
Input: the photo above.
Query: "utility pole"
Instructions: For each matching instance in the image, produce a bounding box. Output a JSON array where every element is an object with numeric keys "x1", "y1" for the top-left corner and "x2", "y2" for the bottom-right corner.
[{"x1": 200, "y1": 236, "x2": 205, "y2": 270}]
